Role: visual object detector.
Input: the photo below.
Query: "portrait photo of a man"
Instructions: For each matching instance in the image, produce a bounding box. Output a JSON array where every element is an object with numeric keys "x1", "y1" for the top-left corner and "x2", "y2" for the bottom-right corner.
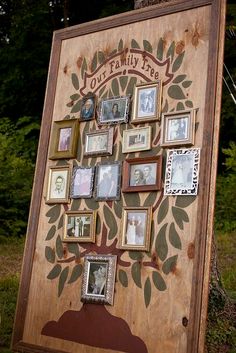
[{"x1": 80, "y1": 95, "x2": 96, "y2": 121}]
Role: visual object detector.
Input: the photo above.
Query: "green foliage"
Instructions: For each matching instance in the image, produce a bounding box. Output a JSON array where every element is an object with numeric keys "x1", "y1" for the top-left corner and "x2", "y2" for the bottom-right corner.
[{"x1": 0, "y1": 117, "x2": 39, "y2": 237}]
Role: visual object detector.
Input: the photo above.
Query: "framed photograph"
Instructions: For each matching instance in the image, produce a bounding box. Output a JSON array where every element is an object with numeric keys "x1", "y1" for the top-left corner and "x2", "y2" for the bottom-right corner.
[
  {"x1": 63, "y1": 210, "x2": 96, "y2": 242},
  {"x1": 46, "y1": 165, "x2": 71, "y2": 204},
  {"x1": 161, "y1": 109, "x2": 196, "y2": 147},
  {"x1": 122, "y1": 126, "x2": 152, "y2": 153},
  {"x1": 94, "y1": 162, "x2": 121, "y2": 201},
  {"x1": 98, "y1": 95, "x2": 130, "y2": 125},
  {"x1": 80, "y1": 94, "x2": 96, "y2": 121},
  {"x1": 81, "y1": 254, "x2": 117, "y2": 305},
  {"x1": 84, "y1": 127, "x2": 114, "y2": 157},
  {"x1": 49, "y1": 119, "x2": 79, "y2": 160},
  {"x1": 119, "y1": 207, "x2": 152, "y2": 251},
  {"x1": 131, "y1": 81, "x2": 162, "y2": 124},
  {"x1": 122, "y1": 156, "x2": 162, "y2": 192},
  {"x1": 70, "y1": 166, "x2": 95, "y2": 198},
  {"x1": 164, "y1": 148, "x2": 200, "y2": 195}
]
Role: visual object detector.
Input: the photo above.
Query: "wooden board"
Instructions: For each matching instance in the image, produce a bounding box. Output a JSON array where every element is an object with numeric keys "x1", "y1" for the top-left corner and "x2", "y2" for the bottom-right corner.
[{"x1": 12, "y1": 1, "x2": 226, "y2": 353}]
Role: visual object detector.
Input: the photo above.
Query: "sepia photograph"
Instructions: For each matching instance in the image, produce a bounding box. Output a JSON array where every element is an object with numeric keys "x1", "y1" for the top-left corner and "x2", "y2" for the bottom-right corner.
[
  {"x1": 95, "y1": 162, "x2": 121, "y2": 201},
  {"x1": 122, "y1": 126, "x2": 152, "y2": 153},
  {"x1": 46, "y1": 165, "x2": 71, "y2": 204},
  {"x1": 98, "y1": 96, "x2": 130, "y2": 125},
  {"x1": 119, "y1": 207, "x2": 152, "y2": 251},
  {"x1": 81, "y1": 254, "x2": 117, "y2": 305},
  {"x1": 164, "y1": 148, "x2": 200, "y2": 195},
  {"x1": 80, "y1": 94, "x2": 96, "y2": 121},
  {"x1": 131, "y1": 81, "x2": 162, "y2": 123},
  {"x1": 84, "y1": 127, "x2": 113, "y2": 157},
  {"x1": 161, "y1": 109, "x2": 196, "y2": 147},
  {"x1": 63, "y1": 210, "x2": 96, "y2": 242},
  {"x1": 70, "y1": 166, "x2": 95, "y2": 198}
]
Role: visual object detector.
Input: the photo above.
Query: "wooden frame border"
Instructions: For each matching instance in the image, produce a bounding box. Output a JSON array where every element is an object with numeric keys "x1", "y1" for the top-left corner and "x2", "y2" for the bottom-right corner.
[{"x1": 11, "y1": 1, "x2": 226, "y2": 353}]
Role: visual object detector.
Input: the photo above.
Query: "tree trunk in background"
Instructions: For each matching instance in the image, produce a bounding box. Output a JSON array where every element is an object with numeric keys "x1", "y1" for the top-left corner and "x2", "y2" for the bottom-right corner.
[{"x1": 134, "y1": 0, "x2": 171, "y2": 10}]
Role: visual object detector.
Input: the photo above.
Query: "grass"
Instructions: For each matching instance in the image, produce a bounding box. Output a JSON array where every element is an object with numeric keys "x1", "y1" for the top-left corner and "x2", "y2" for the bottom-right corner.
[{"x1": 0, "y1": 232, "x2": 235, "y2": 352}]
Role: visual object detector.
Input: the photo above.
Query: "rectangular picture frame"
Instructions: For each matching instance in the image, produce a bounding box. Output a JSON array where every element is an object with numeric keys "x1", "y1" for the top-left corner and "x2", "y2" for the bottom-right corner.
[
  {"x1": 98, "y1": 95, "x2": 130, "y2": 125},
  {"x1": 79, "y1": 94, "x2": 96, "y2": 121},
  {"x1": 94, "y1": 161, "x2": 121, "y2": 201},
  {"x1": 122, "y1": 156, "x2": 162, "y2": 192},
  {"x1": 131, "y1": 81, "x2": 162, "y2": 124},
  {"x1": 81, "y1": 254, "x2": 117, "y2": 305},
  {"x1": 46, "y1": 165, "x2": 71, "y2": 204},
  {"x1": 164, "y1": 148, "x2": 200, "y2": 195},
  {"x1": 119, "y1": 207, "x2": 152, "y2": 251},
  {"x1": 49, "y1": 119, "x2": 79, "y2": 160},
  {"x1": 70, "y1": 166, "x2": 95, "y2": 199},
  {"x1": 160, "y1": 109, "x2": 196, "y2": 147},
  {"x1": 84, "y1": 127, "x2": 114, "y2": 157},
  {"x1": 63, "y1": 210, "x2": 96, "y2": 242},
  {"x1": 122, "y1": 126, "x2": 152, "y2": 153}
]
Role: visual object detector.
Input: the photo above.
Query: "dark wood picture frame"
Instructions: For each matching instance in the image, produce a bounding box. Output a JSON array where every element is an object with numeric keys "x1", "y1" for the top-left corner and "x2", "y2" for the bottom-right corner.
[{"x1": 79, "y1": 94, "x2": 96, "y2": 121}]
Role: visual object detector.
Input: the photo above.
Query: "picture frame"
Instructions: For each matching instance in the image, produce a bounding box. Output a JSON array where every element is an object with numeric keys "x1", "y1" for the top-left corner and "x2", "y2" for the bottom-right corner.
[
  {"x1": 94, "y1": 162, "x2": 121, "y2": 201},
  {"x1": 84, "y1": 127, "x2": 114, "y2": 157},
  {"x1": 122, "y1": 126, "x2": 152, "y2": 153},
  {"x1": 79, "y1": 94, "x2": 96, "y2": 121},
  {"x1": 131, "y1": 81, "x2": 162, "y2": 124},
  {"x1": 63, "y1": 210, "x2": 96, "y2": 242},
  {"x1": 81, "y1": 254, "x2": 117, "y2": 305},
  {"x1": 160, "y1": 109, "x2": 196, "y2": 147},
  {"x1": 49, "y1": 119, "x2": 79, "y2": 160},
  {"x1": 46, "y1": 165, "x2": 71, "y2": 204},
  {"x1": 119, "y1": 207, "x2": 152, "y2": 251},
  {"x1": 98, "y1": 95, "x2": 130, "y2": 125},
  {"x1": 70, "y1": 166, "x2": 95, "y2": 199},
  {"x1": 164, "y1": 148, "x2": 200, "y2": 195},
  {"x1": 122, "y1": 156, "x2": 162, "y2": 192}
]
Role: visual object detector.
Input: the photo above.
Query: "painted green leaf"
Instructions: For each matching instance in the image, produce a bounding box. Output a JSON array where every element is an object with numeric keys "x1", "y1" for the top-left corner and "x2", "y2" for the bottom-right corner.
[
  {"x1": 85, "y1": 198, "x2": 99, "y2": 210},
  {"x1": 156, "y1": 38, "x2": 164, "y2": 61},
  {"x1": 172, "y1": 206, "x2": 189, "y2": 230},
  {"x1": 166, "y1": 41, "x2": 175, "y2": 62},
  {"x1": 162, "y1": 255, "x2": 178, "y2": 275},
  {"x1": 172, "y1": 74, "x2": 187, "y2": 84},
  {"x1": 152, "y1": 271, "x2": 167, "y2": 291},
  {"x1": 168, "y1": 85, "x2": 186, "y2": 100},
  {"x1": 56, "y1": 160, "x2": 69, "y2": 167},
  {"x1": 129, "y1": 251, "x2": 144, "y2": 261},
  {"x1": 172, "y1": 51, "x2": 185, "y2": 73},
  {"x1": 182, "y1": 80, "x2": 192, "y2": 88},
  {"x1": 71, "y1": 73, "x2": 80, "y2": 90},
  {"x1": 169, "y1": 223, "x2": 182, "y2": 250},
  {"x1": 143, "y1": 192, "x2": 157, "y2": 207},
  {"x1": 45, "y1": 246, "x2": 55, "y2": 264},
  {"x1": 96, "y1": 213, "x2": 101, "y2": 235},
  {"x1": 118, "y1": 269, "x2": 128, "y2": 287},
  {"x1": 45, "y1": 225, "x2": 56, "y2": 241},
  {"x1": 118, "y1": 39, "x2": 124, "y2": 51},
  {"x1": 185, "y1": 100, "x2": 193, "y2": 108},
  {"x1": 68, "y1": 264, "x2": 82, "y2": 284},
  {"x1": 71, "y1": 99, "x2": 82, "y2": 113},
  {"x1": 144, "y1": 277, "x2": 151, "y2": 308},
  {"x1": 131, "y1": 262, "x2": 142, "y2": 288},
  {"x1": 109, "y1": 49, "x2": 117, "y2": 56},
  {"x1": 70, "y1": 94, "x2": 80, "y2": 101},
  {"x1": 175, "y1": 195, "x2": 196, "y2": 208},
  {"x1": 177, "y1": 102, "x2": 185, "y2": 111},
  {"x1": 195, "y1": 122, "x2": 199, "y2": 132},
  {"x1": 67, "y1": 243, "x2": 80, "y2": 258},
  {"x1": 126, "y1": 77, "x2": 137, "y2": 95},
  {"x1": 114, "y1": 200, "x2": 122, "y2": 219},
  {"x1": 103, "y1": 204, "x2": 118, "y2": 240},
  {"x1": 155, "y1": 223, "x2": 168, "y2": 261},
  {"x1": 71, "y1": 199, "x2": 82, "y2": 211},
  {"x1": 98, "y1": 51, "x2": 105, "y2": 64},
  {"x1": 131, "y1": 39, "x2": 140, "y2": 49},
  {"x1": 57, "y1": 214, "x2": 64, "y2": 230},
  {"x1": 46, "y1": 205, "x2": 61, "y2": 224},
  {"x1": 119, "y1": 76, "x2": 128, "y2": 92},
  {"x1": 157, "y1": 197, "x2": 169, "y2": 224},
  {"x1": 91, "y1": 52, "x2": 97, "y2": 72},
  {"x1": 81, "y1": 58, "x2": 87, "y2": 79},
  {"x1": 162, "y1": 99, "x2": 168, "y2": 113},
  {"x1": 143, "y1": 40, "x2": 152, "y2": 53},
  {"x1": 123, "y1": 192, "x2": 140, "y2": 207},
  {"x1": 99, "y1": 86, "x2": 106, "y2": 98},
  {"x1": 111, "y1": 78, "x2": 120, "y2": 97},
  {"x1": 58, "y1": 266, "x2": 69, "y2": 297},
  {"x1": 56, "y1": 235, "x2": 64, "y2": 259},
  {"x1": 63, "y1": 115, "x2": 71, "y2": 120},
  {"x1": 47, "y1": 264, "x2": 62, "y2": 280}
]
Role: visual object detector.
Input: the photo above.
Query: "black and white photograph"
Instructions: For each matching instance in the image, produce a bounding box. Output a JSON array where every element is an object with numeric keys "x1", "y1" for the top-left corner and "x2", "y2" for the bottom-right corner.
[
  {"x1": 122, "y1": 126, "x2": 151, "y2": 153},
  {"x1": 164, "y1": 148, "x2": 200, "y2": 195},
  {"x1": 84, "y1": 127, "x2": 113, "y2": 157},
  {"x1": 46, "y1": 166, "x2": 71, "y2": 204},
  {"x1": 98, "y1": 96, "x2": 130, "y2": 125},
  {"x1": 70, "y1": 166, "x2": 95, "y2": 198},
  {"x1": 63, "y1": 211, "x2": 96, "y2": 242},
  {"x1": 95, "y1": 162, "x2": 121, "y2": 201}
]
